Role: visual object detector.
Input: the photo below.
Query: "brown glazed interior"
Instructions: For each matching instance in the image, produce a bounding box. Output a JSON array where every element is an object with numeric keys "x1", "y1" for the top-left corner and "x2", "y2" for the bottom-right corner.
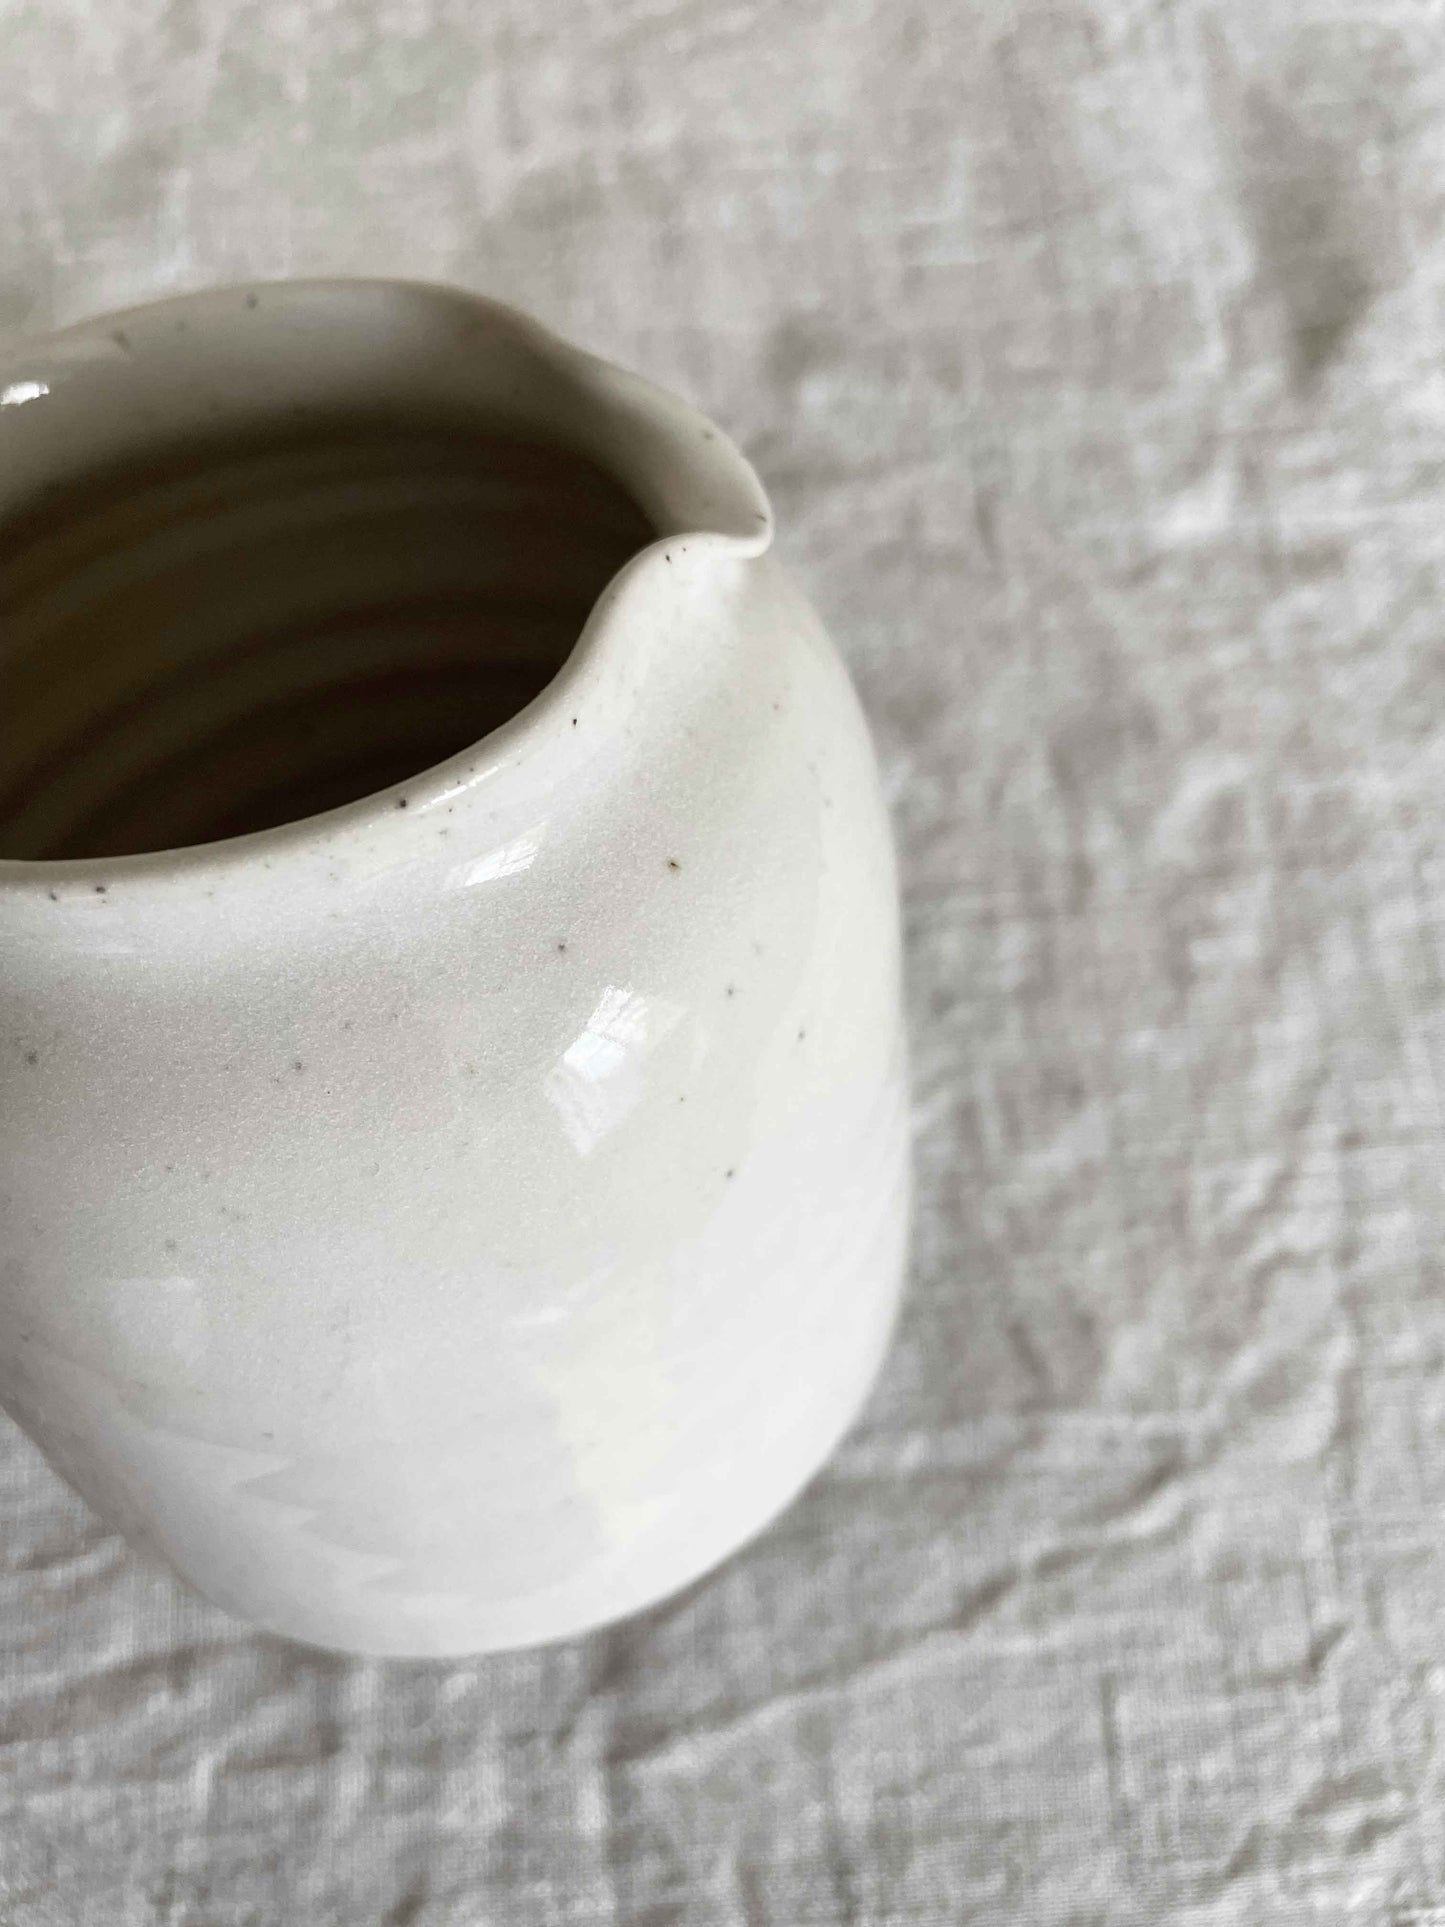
[{"x1": 0, "y1": 414, "x2": 655, "y2": 859}]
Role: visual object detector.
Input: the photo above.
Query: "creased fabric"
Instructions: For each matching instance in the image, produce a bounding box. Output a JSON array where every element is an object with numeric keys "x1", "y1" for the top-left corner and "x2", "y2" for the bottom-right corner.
[{"x1": 4, "y1": 0, "x2": 1445, "y2": 1919}]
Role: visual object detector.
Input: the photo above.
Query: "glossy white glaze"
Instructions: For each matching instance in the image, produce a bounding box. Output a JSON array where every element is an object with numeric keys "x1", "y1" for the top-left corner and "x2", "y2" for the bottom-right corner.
[{"x1": 0, "y1": 282, "x2": 908, "y2": 1656}]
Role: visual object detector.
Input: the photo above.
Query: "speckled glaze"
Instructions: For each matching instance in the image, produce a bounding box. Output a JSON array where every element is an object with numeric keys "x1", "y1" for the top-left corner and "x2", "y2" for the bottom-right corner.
[{"x1": 0, "y1": 282, "x2": 908, "y2": 1657}]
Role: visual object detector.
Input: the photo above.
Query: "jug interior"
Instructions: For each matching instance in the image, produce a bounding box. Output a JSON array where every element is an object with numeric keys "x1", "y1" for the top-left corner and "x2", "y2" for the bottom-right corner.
[{"x1": 0, "y1": 412, "x2": 655, "y2": 859}]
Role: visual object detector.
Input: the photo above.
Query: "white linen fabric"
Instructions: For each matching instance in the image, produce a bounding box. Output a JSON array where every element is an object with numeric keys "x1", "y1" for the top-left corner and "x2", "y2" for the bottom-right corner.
[{"x1": 3, "y1": 1, "x2": 1445, "y2": 1919}]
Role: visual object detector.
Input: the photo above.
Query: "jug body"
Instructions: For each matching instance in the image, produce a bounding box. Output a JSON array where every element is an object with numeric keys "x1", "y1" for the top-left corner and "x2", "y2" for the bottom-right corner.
[{"x1": 0, "y1": 282, "x2": 908, "y2": 1656}]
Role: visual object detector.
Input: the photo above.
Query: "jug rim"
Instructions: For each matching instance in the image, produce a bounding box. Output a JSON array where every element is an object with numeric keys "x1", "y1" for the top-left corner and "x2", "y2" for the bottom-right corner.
[{"x1": 0, "y1": 277, "x2": 773, "y2": 894}]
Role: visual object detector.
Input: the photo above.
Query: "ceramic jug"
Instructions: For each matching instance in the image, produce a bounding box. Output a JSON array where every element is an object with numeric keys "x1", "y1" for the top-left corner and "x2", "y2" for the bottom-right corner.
[{"x1": 0, "y1": 281, "x2": 908, "y2": 1656}]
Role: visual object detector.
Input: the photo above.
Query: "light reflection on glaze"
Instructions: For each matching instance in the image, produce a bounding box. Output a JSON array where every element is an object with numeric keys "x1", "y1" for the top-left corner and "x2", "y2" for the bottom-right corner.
[
  {"x1": 448, "y1": 823, "x2": 545, "y2": 889},
  {"x1": 545, "y1": 985, "x2": 685, "y2": 1155}
]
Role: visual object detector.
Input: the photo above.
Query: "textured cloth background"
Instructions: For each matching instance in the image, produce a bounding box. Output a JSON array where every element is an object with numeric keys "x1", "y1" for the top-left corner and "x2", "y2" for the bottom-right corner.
[{"x1": 3, "y1": 0, "x2": 1445, "y2": 1920}]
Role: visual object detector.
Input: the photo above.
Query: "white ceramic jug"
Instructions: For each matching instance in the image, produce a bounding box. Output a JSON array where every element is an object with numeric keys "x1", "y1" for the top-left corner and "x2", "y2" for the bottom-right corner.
[{"x1": 0, "y1": 281, "x2": 908, "y2": 1656}]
